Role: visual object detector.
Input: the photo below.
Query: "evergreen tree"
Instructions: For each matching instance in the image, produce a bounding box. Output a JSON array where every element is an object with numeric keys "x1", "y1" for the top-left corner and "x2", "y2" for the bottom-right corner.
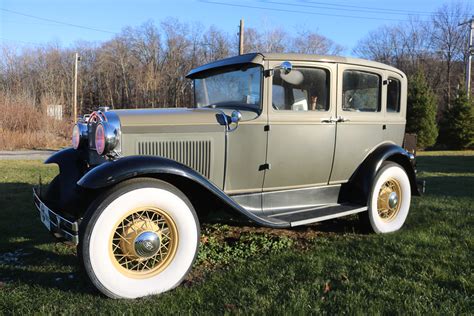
[
  {"x1": 438, "y1": 89, "x2": 474, "y2": 149},
  {"x1": 406, "y1": 70, "x2": 438, "y2": 149}
]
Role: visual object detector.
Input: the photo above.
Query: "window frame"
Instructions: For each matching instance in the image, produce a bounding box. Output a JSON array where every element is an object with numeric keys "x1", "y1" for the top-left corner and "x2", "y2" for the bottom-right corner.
[
  {"x1": 341, "y1": 69, "x2": 382, "y2": 113},
  {"x1": 192, "y1": 64, "x2": 264, "y2": 113},
  {"x1": 270, "y1": 65, "x2": 331, "y2": 113},
  {"x1": 386, "y1": 76, "x2": 401, "y2": 114}
]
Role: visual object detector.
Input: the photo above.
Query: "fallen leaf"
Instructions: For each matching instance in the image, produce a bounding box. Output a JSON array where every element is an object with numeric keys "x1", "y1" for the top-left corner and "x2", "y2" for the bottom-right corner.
[{"x1": 323, "y1": 282, "x2": 331, "y2": 293}]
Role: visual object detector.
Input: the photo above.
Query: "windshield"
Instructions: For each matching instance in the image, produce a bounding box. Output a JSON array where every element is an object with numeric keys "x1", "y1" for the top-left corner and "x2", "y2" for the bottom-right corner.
[{"x1": 194, "y1": 65, "x2": 262, "y2": 111}]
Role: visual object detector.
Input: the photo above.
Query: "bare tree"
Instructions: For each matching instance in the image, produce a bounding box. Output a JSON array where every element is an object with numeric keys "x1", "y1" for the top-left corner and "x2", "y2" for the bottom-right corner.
[
  {"x1": 430, "y1": 1, "x2": 470, "y2": 108},
  {"x1": 292, "y1": 29, "x2": 343, "y2": 55}
]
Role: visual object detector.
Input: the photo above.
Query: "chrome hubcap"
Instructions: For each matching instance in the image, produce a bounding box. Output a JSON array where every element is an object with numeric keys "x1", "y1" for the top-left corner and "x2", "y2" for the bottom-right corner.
[
  {"x1": 388, "y1": 191, "x2": 399, "y2": 209},
  {"x1": 134, "y1": 231, "x2": 161, "y2": 258}
]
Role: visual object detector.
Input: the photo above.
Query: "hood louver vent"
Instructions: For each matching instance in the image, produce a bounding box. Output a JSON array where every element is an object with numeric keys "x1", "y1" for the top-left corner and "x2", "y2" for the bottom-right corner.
[{"x1": 137, "y1": 139, "x2": 212, "y2": 178}]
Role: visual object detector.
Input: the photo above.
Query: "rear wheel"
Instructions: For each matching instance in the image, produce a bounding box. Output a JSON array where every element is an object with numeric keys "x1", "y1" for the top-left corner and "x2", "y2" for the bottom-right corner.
[
  {"x1": 79, "y1": 178, "x2": 199, "y2": 299},
  {"x1": 365, "y1": 162, "x2": 411, "y2": 234}
]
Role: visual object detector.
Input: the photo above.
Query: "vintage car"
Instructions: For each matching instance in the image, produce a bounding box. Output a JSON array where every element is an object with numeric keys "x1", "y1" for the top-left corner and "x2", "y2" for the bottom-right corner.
[{"x1": 33, "y1": 53, "x2": 420, "y2": 299}]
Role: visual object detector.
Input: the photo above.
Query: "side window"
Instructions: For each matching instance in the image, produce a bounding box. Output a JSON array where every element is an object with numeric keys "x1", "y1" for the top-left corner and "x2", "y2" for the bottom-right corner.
[
  {"x1": 272, "y1": 67, "x2": 329, "y2": 111},
  {"x1": 387, "y1": 78, "x2": 401, "y2": 113},
  {"x1": 342, "y1": 70, "x2": 381, "y2": 112}
]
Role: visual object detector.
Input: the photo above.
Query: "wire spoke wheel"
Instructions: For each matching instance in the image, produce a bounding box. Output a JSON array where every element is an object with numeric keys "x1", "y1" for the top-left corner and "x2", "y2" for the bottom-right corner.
[
  {"x1": 377, "y1": 178, "x2": 402, "y2": 222},
  {"x1": 109, "y1": 207, "x2": 179, "y2": 278},
  {"x1": 365, "y1": 162, "x2": 411, "y2": 234}
]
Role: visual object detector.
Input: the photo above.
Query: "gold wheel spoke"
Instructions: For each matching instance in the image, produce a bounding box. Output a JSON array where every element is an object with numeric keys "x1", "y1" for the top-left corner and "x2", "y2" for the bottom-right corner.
[
  {"x1": 110, "y1": 206, "x2": 178, "y2": 277},
  {"x1": 377, "y1": 178, "x2": 402, "y2": 222}
]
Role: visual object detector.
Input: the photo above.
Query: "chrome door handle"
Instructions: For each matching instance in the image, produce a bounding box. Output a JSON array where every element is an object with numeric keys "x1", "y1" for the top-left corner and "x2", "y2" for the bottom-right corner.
[
  {"x1": 321, "y1": 117, "x2": 338, "y2": 123},
  {"x1": 337, "y1": 116, "x2": 350, "y2": 122}
]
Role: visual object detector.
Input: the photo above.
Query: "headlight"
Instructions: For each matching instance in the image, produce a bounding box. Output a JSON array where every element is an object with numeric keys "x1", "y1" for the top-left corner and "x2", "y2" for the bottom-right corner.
[
  {"x1": 95, "y1": 122, "x2": 119, "y2": 155},
  {"x1": 72, "y1": 123, "x2": 88, "y2": 149}
]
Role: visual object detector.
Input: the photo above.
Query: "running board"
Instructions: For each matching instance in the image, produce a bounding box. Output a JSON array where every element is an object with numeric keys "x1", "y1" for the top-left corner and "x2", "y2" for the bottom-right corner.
[{"x1": 267, "y1": 204, "x2": 367, "y2": 227}]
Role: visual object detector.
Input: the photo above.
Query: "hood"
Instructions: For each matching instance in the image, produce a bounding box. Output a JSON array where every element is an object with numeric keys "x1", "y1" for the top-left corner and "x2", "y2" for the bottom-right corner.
[
  {"x1": 111, "y1": 107, "x2": 260, "y2": 131},
  {"x1": 111, "y1": 108, "x2": 224, "y2": 127}
]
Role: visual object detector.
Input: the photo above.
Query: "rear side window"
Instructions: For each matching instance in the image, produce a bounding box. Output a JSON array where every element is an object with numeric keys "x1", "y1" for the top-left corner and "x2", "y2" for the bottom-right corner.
[
  {"x1": 387, "y1": 78, "x2": 401, "y2": 113},
  {"x1": 342, "y1": 70, "x2": 380, "y2": 112}
]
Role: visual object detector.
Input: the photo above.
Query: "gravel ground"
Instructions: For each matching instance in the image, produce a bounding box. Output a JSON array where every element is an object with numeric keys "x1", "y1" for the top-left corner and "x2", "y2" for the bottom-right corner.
[{"x1": 0, "y1": 150, "x2": 56, "y2": 160}]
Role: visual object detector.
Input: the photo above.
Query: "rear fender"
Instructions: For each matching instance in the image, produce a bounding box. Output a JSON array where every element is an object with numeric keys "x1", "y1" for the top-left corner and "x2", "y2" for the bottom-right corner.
[{"x1": 339, "y1": 143, "x2": 420, "y2": 205}]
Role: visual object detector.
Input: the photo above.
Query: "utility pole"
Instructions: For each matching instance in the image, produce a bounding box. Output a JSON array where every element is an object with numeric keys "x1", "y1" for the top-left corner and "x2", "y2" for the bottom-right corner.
[
  {"x1": 239, "y1": 19, "x2": 244, "y2": 55},
  {"x1": 73, "y1": 53, "x2": 81, "y2": 123},
  {"x1": 459, "y1": 17, "x2": 474, "y2": 99}
]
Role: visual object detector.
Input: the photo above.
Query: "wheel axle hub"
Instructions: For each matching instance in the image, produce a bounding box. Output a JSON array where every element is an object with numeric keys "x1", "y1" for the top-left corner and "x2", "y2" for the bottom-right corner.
[{"x1": 134, "y1": 231, "x2": 161, "y2": 258}]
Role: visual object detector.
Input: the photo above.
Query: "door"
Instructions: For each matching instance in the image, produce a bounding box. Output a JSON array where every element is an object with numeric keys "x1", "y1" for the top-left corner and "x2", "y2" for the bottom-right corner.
[
  {"x1": 224, "y1": 112, "x2": 268, "y2": 215},
  {"x1": 330, "y1": 65, "x2": 385, "y2": 184},
  {"x1": 263, "y1": 61, "x2": 337, "y2": 214}
]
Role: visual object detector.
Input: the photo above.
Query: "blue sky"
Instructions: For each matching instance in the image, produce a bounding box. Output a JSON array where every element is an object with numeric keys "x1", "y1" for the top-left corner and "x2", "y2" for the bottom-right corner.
[{"x1": 0, "y1": 0, "x2": 472, "y2": 55}]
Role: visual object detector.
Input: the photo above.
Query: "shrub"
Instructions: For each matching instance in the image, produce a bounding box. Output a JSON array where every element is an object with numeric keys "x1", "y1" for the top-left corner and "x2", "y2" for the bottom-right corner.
[
  {"x1": 0, "y1": 93, "x2": 71, "y2": 150},
  {"x1": 406, "y1": 70, "x2": 439, "y2": 149},
  {"x1": 438, "y1": 89, "x2": 474, "y2": 149}
]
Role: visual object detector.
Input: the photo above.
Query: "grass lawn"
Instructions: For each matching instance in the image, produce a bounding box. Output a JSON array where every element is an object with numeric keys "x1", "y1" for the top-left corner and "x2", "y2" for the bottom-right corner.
[{"x1": 0, "y1": 153, "x2": 472, "y2": 314}]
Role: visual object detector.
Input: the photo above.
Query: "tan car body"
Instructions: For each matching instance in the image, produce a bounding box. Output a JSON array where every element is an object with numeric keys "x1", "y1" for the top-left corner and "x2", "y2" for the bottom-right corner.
[
  {"x1": 110, "y1": 53, "x2": 407, "y2": 216},
  {"x1": 33, "y1": 53, "x2": 419, "y2": 299},
  {"x1": 35, "y1": 53, "x2": 418, "y2": 245}
]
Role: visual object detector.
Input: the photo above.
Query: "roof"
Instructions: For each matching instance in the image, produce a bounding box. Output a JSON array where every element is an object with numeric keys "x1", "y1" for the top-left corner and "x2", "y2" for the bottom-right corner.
[{"x1": 186, "y1": 52, "x2": 405, "y2": 79}]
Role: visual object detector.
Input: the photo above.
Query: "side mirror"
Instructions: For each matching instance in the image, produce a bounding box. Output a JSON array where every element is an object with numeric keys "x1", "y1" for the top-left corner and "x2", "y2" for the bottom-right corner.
[
  {"x1": 230, "y1": 110, "x2": 242, "y2": 124},
  {"x1": 278, "y1": 61, "x2": 292, "y2": 75}
]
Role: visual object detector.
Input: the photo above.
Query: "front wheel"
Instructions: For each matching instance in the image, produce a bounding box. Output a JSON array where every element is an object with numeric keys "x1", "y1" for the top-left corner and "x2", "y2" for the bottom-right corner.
[
  {"x1": 366, "y1": 162, "x2": 411, "y2": 234},
  {"x1": 79, "y1": 178, "x2": 200, "y2": 299}
]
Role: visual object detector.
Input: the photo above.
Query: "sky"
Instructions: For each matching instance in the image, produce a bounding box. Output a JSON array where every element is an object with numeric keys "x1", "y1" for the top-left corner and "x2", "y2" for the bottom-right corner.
[{"x1": 0, "y1": 0, "x2": 473, "y2": 56}]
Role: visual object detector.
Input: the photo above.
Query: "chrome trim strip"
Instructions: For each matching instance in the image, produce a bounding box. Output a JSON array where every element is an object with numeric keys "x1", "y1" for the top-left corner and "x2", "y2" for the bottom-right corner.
[
  {"x1": 33, "y1": 188, "x2": 79, "y2": 244},
  {"x1": 290, "y1": 207, "x2": 367, "y2": 227}
]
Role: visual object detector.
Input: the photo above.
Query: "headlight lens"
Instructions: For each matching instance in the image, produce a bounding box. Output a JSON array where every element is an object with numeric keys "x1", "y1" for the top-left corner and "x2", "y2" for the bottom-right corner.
[
  {"x1": 72, "y1": 123, "x2": 88, "y2": 149},
  {"x1": 72, "y1": 125, "x2": 80, "y2": 149},
  {"x1": 95, "y1": 122, "x2": 119, "y2": 155},
  {"x1": 95, "y1": 123, "x2": 106, "y2": 155}
]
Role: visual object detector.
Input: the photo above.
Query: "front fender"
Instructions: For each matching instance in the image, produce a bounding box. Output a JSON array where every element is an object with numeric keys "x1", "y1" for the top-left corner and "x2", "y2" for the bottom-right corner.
[
  {"x1": 77, "y1": 156, "x2": 289, "y2": 228},
  {"x1": 43, "y1": 148, "x2": 89, "y2": 212},
  {"x1": 77, "y1": 156, "x2": 202, "y2": 189}
]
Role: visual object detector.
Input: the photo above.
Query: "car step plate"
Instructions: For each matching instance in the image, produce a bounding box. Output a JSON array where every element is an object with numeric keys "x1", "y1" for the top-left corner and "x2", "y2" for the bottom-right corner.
[{"x1": 270, "y1": 204, "x2": 367, "y2": 227}]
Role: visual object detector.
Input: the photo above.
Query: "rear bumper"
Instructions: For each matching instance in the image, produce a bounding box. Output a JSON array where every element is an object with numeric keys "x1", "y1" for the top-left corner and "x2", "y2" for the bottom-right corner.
[{"x1": 33, "y1": 187, "x2": 80, "y2": 245}]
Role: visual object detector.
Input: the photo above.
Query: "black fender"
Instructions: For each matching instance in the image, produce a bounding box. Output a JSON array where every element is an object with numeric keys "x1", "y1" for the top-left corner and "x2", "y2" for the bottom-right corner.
[
  {"x1": 44, "y1": 148, "x2": 90, "y2": 215},
  {"x1": 340, "y1": 143, "x2": 420, "y2": 205},
  {"x1": 77, "y1": 156, "x2": 289, "y2": 228}
]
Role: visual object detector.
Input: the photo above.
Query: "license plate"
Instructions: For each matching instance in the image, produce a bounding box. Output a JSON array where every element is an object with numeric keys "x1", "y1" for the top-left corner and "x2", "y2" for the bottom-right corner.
[{"x1": 39, "y1": 203, "x2": 51, "y2": 231}]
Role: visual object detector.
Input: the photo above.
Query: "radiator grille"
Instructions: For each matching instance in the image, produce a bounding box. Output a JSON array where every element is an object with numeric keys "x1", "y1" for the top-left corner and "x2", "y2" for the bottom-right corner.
[{"x1": 137, "y1": 140, "x2": 212, "y2": 178}]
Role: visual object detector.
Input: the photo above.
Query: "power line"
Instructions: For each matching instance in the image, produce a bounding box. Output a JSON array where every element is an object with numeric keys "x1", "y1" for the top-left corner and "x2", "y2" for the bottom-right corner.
[
  {"x1": 0, "y1": 8, "x2": 116, "y2": 34},
  {"x1": 199, "y1": 0, "x2": 423, "y2": 22},
  {"x1": 295, "y1": 0, "x2": 450, "y2": 15},
  {"x1": 261, "y1": 0, "x2": 468, "y2": 17},
  {"x1": 1, "y1": 19, "x2": 63, "y2": 27},
  {"x1": 0, "y1": 37, "x2": 43, "y2": 46}
]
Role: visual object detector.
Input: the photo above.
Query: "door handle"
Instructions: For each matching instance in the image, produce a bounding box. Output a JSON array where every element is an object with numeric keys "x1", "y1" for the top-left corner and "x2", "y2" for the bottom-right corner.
[
  {"x1": 321, "y1": 117, "x2": 338, "y2": 123},
  {"x1": 337, "y1": 116, "x2": 350, "y2": 122}
]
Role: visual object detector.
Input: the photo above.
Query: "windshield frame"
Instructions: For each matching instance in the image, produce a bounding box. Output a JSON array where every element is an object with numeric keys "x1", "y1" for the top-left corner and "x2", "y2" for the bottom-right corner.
[{"x1": 192, "y1": 63, "x2": 264, "y2": 113}]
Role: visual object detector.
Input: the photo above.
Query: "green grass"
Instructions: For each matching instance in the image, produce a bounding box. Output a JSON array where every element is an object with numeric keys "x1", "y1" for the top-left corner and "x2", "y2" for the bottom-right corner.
[{"x1": 0, "y1": 153, "x2": 473, "y2": 314}]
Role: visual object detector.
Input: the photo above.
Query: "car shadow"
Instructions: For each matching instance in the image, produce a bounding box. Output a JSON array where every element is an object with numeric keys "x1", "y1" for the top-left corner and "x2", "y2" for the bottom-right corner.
[{"x1": 0, "y1": 182, "x2": 97, "y2": 295}]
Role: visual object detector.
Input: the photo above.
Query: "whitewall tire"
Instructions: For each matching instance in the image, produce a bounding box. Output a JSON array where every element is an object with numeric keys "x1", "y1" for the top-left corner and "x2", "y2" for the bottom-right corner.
[
  {"x1": 80, "y1": 178, "x2": 199, "y2": 299},
  {"x1": 367, "y1": 162, "x2": 411, "y2": 234}
]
